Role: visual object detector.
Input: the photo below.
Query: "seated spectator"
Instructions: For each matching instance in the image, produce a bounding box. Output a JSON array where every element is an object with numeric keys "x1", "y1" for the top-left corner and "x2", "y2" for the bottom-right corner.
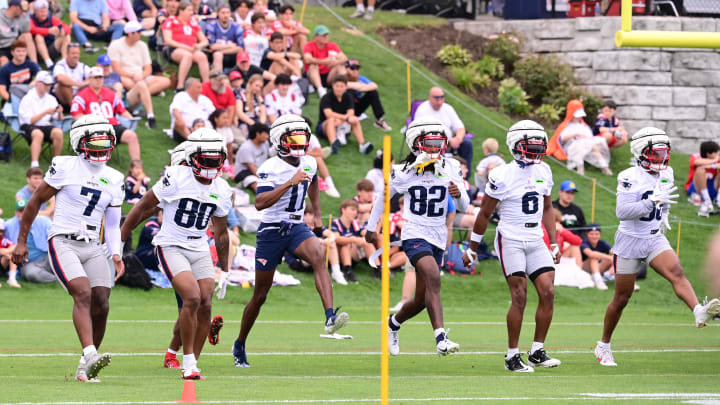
[
  {"x1": 233, "y1": 122, "x2": 269, "y2": 192},
  {"x1": 243, "y1": 13, "x2": 270, "y2": 68},
  {"x1": 97, "y1": 54, "x2": 123, "y2": 95},
  {"x1": 16, "y1": 167, "x2": 55, "y2": 217},
  {"x1": 354, "y1": 179, "x2": 375, "y2": 224},
  {"x1": 208, "y1": 107, "x2": 235, "y2": 169},
  {"x1": 261, "y1": 31, "x2": 302, "y2": 78},
  {"x1": 231, "y1": 50, "x2": 274, "y2": 92},
  {"x1": 581, "y1": 223, "x2": 614, "y2": 290},
  {"x1": 319, "y1": 74, "x2": 372, "y2": 155},
  {"x1": 125, "y1": 159, "x2": 150, "y2": 203},
  {"x1": 303, "y1": 24, "x2": 346, "y2": 98},
  {"x1": 346, "y1": 58, "x2": 391, "y2": 131},
  {"x1": 366, "y1": 150, "x2": 390, "y2": 197},
  {"x1": 191, "y1": 0, "x2": 219, "y2": 22},
  {"x1": 557, "y1": 101, "x2": 611, "y2": 175},
  {"x1": 236, "y1": 73, "x2": 267, "y2": 127},
  {"x1": 229, "y1": 69, "x2": 244, "y2": 96},
  {"x1": 52, "y1": 43, "x2": 90, "y2": 110},
  {"x1": 169, "y1": 77, "x2": 215, "y2": 140},
  {"x1": 552, "y1": 180, "x2": 587, "y2": 237},
  {"x1": 206, "y1": 4, "x2": 243, "y2": 73},
  {"x1": 108, "y1": 0, "x2": 155, "y2": 29},
  {"x1": 0, "y1": 218, "x2": 19, "y2": 288},
  {"x1": 474, "y1": 138, "x2": 505, "y2": 192},
  {"x1": 18, "y1": 71, "x2": 62, "y2": 169},
  {"x1": 108, "y1": 20, "x2": 171, "y2": 129},
  {"x1": 5, "y1": 199, "x2": 55, "y2": 285},
  {"x1": 0, "y1": 0, "x2": 36, "y2": 67},
  {"x1": 29, "y1": 0, "x2": 70, "y2": 69},
  {"x1": 272, "y1": 5, "x2": 308, "y2": 54},
  {"x1": 414, "y1": 86, "x2": 473, "y2": 170},
  {"x1": 0, "y1": 39, "x2": 39, "y2": 102},
  {"x1": 350, "y1": 0, "x2": 377, "y2": 20},
  {"x1": 593, "y1": 99, "x2": 628, "y2": 150},
  {"x1": 71, "y1": 66, "x2": 141, "y2": 160},
  {"x1": 202, "y1": 71, "x2": 235, "y2": 122},
  {"x1": 233, "y1": 0, "x2": 252, "y2": 29},
  {"x1": 70, "y1": 0, "x2": 124, "y2": 53},
  {"x1": 686, "y1": 141, "x2": 720, "y2": 217},
  {"x1": 306, "y1": 131, "x2": 340, "y2": 198},
  {"x1": 134, "y1": 0, "x2": 160, "y2": 21},
  {"x1": 249, "y1": 0, "x2": 276, "y2": 23},
  {"x1": 264, "y1": 73, "x2": 303, "y2": 124},
  {"x1": 135, "y1": 211, "x2": 161, "y2": 270},
  {"x1": 162, "y1": 2, "x2": 209, "y2": 91},
  {"x1": 190, "y1": 117, "x2": 206, "y2": 131},
  {"x1": 332, "y1": 199, "x2": 376, "y2": 282}
]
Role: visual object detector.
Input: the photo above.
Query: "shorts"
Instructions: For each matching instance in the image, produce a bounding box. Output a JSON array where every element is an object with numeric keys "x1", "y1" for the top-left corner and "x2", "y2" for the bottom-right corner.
[
  {"x1": 687, "y1": 179, "x2": 717, "y2": 201},
  {"x1": 0, "y1": 46, "x2": 10, "y2": 60},
  {"x1": 612, "y1": 231, "x2": 672, "y2": 273},
  {"x1": 155, "y1": 245, "x2": 215, "y2": 281},
  {"x1": 607, "y1": 134, "x2": 618, "y2": 148},
  {"x1": 113, "y1": 124, "x2": 129, "y2": 144},
  {"x1": 175, "y1": 291, "x2": 183, "y2": 309},
  {"x1": 204, "y1": 51, "x2": 237, "y2": 69},
  {"x1": 320, "y1": 72, "x2": 329, "y2": 88},
  {"x1": 403, "y1": 238, "x2": 444, "y2": 267},
  {"x1": 494, "y1": 232, "x2": 554, "y2": 280},
  {"x1": 47, "y1": 236, "x2": 113, "y2": 292},
  {"x1": 255, "y1": 221, "x2": 315, "y2": 271},
  {"x1": 21, "y1": 124, "x2": 56, "y2": 143},
  {"x1": 234, "y1": 169, "x2": 258, "y2": 188}
]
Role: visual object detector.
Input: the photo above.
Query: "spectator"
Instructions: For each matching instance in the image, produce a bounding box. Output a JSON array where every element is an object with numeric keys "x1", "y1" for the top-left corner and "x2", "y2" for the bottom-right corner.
[
  {"x1": 542, "y1": 207, "x2": 583, "y2": 267},
  {"x1": 18, "y1": 71, "x2": 62, "y2": 169},
  {"x1": 233, "y1": 122, "x2": 269, "y2": 192},
  {"x1": 349, "y1": 0, "x2": 376, "y2": 20},
  {"x1": 231, "y1": 50, "x2": 274, "y2": 91},
  {"x1": 5, "y1": 199, "x2": 55, "y2": 285},
  {"x1": 264, "y1": 73, "x2": 303, "y2": 124},
  {"x1": 16, "y1": 167, "x2": 54, "y2": 217},
  {"x1": 96, "y1": 54, "x2": 123, "y2": 95},
  {"x1": 354, "y1": 179, "x2": 375, "y2": 224},
  {"x1": 332, "y1": 199, "x2": 376, "y2": 281},
  {"x1": 0, "y1": 0, "x2": 36, "y2": 67},
  {"x1": 249, "y1": 0, "x2": 276, "y2": 23},
  {"x1": 552, "y1": 180, "x2": 587, "y2": 237},
  {"x1": 70, "y1": 0, "x2": 124, "y2": 52},
  {"x1": 243, "y1": 13, "x2": 270, "y2": 68},
  {"x1": 202, "y1": 71, "x2": 235, "y2": 122},
  {"x1": 229, "y1": 69, "x2": 244, "y2": 97},
  {"x1": 272, "y1": 5, "x2": 308, "y2": 54},
  {"x1": 134, "y1": 0, "x2": 160, "y2": 21},
  {"x1": 303, "y1": 24, "x2": 346, "y2": 98},
  {"x1": 593, "y1": 99, "x2": 628, "y2": 150},
  {"x1": 0, "y1": 218, "x2": 19, "y2": 288},
  {"x1": 236, "y1": 73, "x2": 267, "y2": 127},
  {"x1": 169, "y1": 77, "x2": 214, "y2": 140},
  {"x1": 71, "y1": 66, "x2": 141, "y2": 160},
  {"x1": 190, "y1": 117, "x2": 206, "y2": 131},
  {"x1": 125, "y1": 159, "x2": 150, "y2": 204},
  {"x1": 414, "y1": 87, "x2": 473, "y2": 170},
  {"x1": 345, "y1": 58, "x2": 391, "y2": 131},
  {"x1": 306, "y1": 130, "x2": 341, "y2": 198},
  {"x1": 366, "y1": 150, "x2": 389, "y2": 197},
  {"x1": 474, "y1": 138, "x2": 505, "y2": 192},
  {"x1": 208, "y1": 107, "x2": 235, "y2": 169},
  {"x1": 162, "y1": 1, "x2": 210, "y2": 91},
  {"x1": 206, "y1": 4, "x2": 243, "y2": 73},
  {"x1": 557, "y1": 102, "x2": 611, "y2": 175},
  {"x1": 107, "y1": 0, "x2": 151, "y2": 29},
  {"x1": 261, "y1": 31, "x2": 302, "y2": 78},
  {"x1": 29, "y1": 0, "x2": 70, "y2": 69},
  {"x1": 0, "y1": 39, "x2": 39, "y2": 102},
  {"x1": 318, "y1": 74, "x2": 372, "y2": 155},
  {"x1": 581, "y1": 223, "x2": 614, "y2": 290},
  {"x1": 108, "y1": 20, "x2": 171, "y2": 129},
  {"x1": 135, "y1": 212, "x2": 161, "y2": 270},
  {"x1": 233, "y1": 0, "x2": 252, "y2": 29},
  {"x1": 52, "y1": 43, "x2": 91, "y2": 110},
  {"x1": 686, "y1": 140, "x2": 720, "y2": 217}
]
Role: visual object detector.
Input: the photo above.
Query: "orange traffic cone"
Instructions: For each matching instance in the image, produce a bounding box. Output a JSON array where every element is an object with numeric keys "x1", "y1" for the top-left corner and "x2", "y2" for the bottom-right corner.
[{"x1": 177, "y1": 379, "x2": 200, "y2": 403}]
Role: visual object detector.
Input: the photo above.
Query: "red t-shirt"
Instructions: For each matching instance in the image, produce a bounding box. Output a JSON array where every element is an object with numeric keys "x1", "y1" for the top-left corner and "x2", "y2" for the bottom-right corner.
[
  {"x1": 71, "y1": 86, "x2": 127, "y2": 125},
  {"x1": 686, "y1": 152, "x2": 718, "y2": 192},
  {"x1": 303, "y1": 40, "x2": 341, "y2": 74},
  {"x1": 0, "y1": 236, "x2": 14, "y2": 249},
  {"x1": 542, "y1": 226, "x2": 582, "y2": 253},
  {"x1": 162, "y1": 16, "x2": 201, "y2": 48},
  {"x1": 201, "y1": 81, "x2": 235, "y2": 111}
]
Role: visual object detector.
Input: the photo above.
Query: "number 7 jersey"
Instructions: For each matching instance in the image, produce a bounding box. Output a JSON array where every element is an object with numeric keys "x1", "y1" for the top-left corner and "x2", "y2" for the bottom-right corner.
[{"x1": 152, "y1": 165, "x2": 233, "y2": 251}]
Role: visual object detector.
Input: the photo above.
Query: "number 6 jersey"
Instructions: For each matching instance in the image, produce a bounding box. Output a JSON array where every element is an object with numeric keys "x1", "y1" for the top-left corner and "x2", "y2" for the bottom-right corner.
[
  {"x1": 44, "y1": 156, "x2": 125, "y2": 240},
  {"x1": 485, "y1": 160, "x2": 554, "y2": 242},
  {"x1": 152, "y1": 165, "x2": 233, "y2": 251}
]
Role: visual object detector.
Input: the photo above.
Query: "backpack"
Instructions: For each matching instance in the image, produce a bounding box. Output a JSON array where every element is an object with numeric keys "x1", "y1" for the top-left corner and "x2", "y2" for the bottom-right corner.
[
  {"x1": 0, "y1": 131, "x2": 10, "y2": 162},
  {"x1": 443, "y1": 240, "x2": 496, "y2": 276},
  {"x1": 117, "y1": 252, "x2": 153, "y2": 290}
]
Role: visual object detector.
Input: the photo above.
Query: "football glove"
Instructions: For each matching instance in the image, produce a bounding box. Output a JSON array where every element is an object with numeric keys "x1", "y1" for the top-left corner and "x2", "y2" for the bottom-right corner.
[
  {"x1": 215, "y1": 271, "x2": 229, "y2": 300},
  {"x1": 660, "y1": 212, "x2": 672, "y2": 234},
  {"x1": 649, "y1": 182, "x2": 678, "y2": 205}
]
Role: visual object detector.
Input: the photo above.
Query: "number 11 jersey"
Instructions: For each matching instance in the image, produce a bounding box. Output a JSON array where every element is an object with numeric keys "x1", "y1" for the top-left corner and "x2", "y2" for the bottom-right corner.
[
  {"x1": 152, "y1": 165, "x2": 233, "y2": 251},
  {"x1": 256, "y1": 156, "x2": 318, "y2": 224}
]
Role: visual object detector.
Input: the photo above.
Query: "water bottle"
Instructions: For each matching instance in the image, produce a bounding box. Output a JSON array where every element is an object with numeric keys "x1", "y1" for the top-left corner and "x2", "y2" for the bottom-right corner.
[
  {"x1": 595, "y1": 2, "x2": 601, "y2": 15},
  {"x1": 487, "y1": 1, "x2": 493, "y2": 15}
]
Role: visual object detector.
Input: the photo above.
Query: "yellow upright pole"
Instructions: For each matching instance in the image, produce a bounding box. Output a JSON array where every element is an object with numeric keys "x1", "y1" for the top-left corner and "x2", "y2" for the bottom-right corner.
[
  {"x1": 591, "y1": 178, "x2": 597, "y2": 223},
  {"x1": 621, "y1": 0, "x2": 632, "y2": 32},
  {"x1": 406, "y1": 61, "x2": 411, "y2": 113},
  {"x1": 676, "y1": 219, "x2": 682, "y2": 257},
  {"x1": 299, "y1": 0, "x2": 308, "y2": 25},
  {"x1": 325, "y1": 214, "x2": 333, "y2": 267},
  {"x1": 380, "y1": 135, "x2": 391, "y2": 405}
]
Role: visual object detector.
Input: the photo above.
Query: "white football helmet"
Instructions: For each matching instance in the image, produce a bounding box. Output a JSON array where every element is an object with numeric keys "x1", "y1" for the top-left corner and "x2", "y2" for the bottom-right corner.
[
  {"x1": 506, "y1": 120, "x2": 547, "y2": 165},
  {"x1": 631, "y1": 127, "x2": 671, "y2": 172},
  {"x1": 269, "y1": 114, "x2": 310, "y2": 157},
  {"x1": 169, "y1": 141, "x2": 189, "y2": 166},
  {"x1": 405, "y1": 117, "x2": 448, "y2": 159},
  {"x1": 70, "y1": 114, "x2": 116, "y2": 165},
  {"x1": 185, "y1": 128, "x2": 227, "y2": 179}
]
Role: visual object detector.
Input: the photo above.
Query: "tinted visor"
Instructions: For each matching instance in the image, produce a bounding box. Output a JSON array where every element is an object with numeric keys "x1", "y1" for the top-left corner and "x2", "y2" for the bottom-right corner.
[
  {"x1": 196, "y1": 152, "x2": 224, "y2": 169},
  {"x1": 285, "y1": 132, "x2": 308, "y2": 146},
  {"x1": 524, "y1": 140, "x2": 547, "y2": 155},
  {"x1": 418, "y1": 132, "x2": 447, "y2": 154}
]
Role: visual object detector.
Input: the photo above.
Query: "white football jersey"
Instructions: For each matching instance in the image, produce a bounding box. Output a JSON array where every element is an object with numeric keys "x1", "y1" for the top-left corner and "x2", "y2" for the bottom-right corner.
[
  {"x1": 44, "y1": 156, "x2": 124, "y2": 240},
  {"x1": 256, "y1": 156, "x2": 318, "y2": 224},
  {"x1": 152, "y1": 165, "x2": 233, "y2": 251},
  {"x1": 485, "y1": 161, "x2": 553, "y2": 241},
  {"x1": 616, "y1": 165, "x2": 674, "y2": 238}
]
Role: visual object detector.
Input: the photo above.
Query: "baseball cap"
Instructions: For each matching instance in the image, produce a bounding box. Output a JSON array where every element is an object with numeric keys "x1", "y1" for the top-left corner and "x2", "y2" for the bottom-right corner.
[
  {"x1": 236, "y1": 51, "x2": 250, "y2": 63},
  {"x1": 0, "y1": 218, "x2": 5, "y2": 231},
  {"x1": 8, "y1": 0, "x2": 22, "y2": 7},
  {"x1": 36, "y1": 70, "x2": 54, "y2": 85},
  {"x1": 229, "y1": 71, "x2": 242, "y2": 81},
  {"x1": 33, "y1": 0, "x2": 49, "y2": 9},
  {"x1": 573, "y1": 108, "x2": 587, "y2": 118},
  {"x1": 97, "y1": 54, "x2": 111, "y2": 66},
  {"x1": 124, "y1": 20, "x2": 143, "y2": 34},
  {"x1": 15, "y1": 199, "x2": 27, "y2": 210},
  {"x1": 559, "y1": 180, "x2": 577, "y2": 192},
  {"x1": 210, "y1": 71, "x2": 228, "y2": 80},
  {"x1": 587, "y1": 223, "x2": 602, "y2": 232},
  {"x1": 345, "y1": 59, "x2": 360, "y2": 69},
  {"x1": 313, "y1": 24, "x2": 330, "y2": 37},
  {"x1": 89, "y1": 66, "x2": 104, "y2": 77}
]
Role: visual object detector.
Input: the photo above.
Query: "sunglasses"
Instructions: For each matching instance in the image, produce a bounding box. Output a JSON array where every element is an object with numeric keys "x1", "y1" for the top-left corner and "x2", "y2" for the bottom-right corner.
[
  {"x1": 348, "y1": 65, "x2": 360, "y2": 70},
  {"x1": 69, "y1": 42, "x2": 80, "y2": 47},
  {"x1": 432, "y1": 95, "x2": 445, "y2": 99}
]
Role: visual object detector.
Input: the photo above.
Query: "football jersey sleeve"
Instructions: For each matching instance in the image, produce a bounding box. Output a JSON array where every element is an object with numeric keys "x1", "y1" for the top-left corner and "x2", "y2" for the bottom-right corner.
[
  {"x1": 615, "y1": 171, "x2": 653, "y2": 220},
  {"x1": 485, "y1": 167, "x2": 507, "y2": 200},
  {"x1": 213, "y1": 180, "x2": 233, "y2": 217},
  {"x1": 110, "y1": 175, "x2": 125, "y2": 206},
  {"x1": 152, "y1": 167, "x2": 181, "y2": 204},
  {"x1": 539, "y1": 163, "x2": 554, "y2": 196},
  {"x1": 255, "y1": 159, "x2": 277, "y2": 192},
  {"x1": 44, "y1": 157, "x2": 69, "y2": 189}
]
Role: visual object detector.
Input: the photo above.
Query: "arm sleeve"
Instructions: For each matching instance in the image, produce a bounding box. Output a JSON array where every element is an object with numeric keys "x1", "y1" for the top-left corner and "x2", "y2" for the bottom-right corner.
[
  {"x1": 366, "y1": 183, "x2": 397, "y2": 233},
  {"x1": 104, "y1": 205, "x2": 122, "y2": 256}
]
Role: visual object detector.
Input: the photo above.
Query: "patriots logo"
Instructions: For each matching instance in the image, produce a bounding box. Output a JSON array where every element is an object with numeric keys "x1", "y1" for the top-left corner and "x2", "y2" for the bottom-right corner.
[
  {"x1": 258, "y1": 173, "x2": 268, "y2": 179},
  {"x1": 256, "y1": 258, "x2": 267, "y2": 266},
  {"x1": 621, "y1": 180, "x2": 632, "y2": 189},
  {"x1": 162, "y1": 175, "x2": 170, "y2": 187},
  {"x1": 489, "y1": 182, "x2": 498, "y2": 191},
  {"x1": 120, "y1": 183, "x2": 125, "y2": 192},
  {"x1": 49, "y1": 166, "x2": 56, "y2": 175}
]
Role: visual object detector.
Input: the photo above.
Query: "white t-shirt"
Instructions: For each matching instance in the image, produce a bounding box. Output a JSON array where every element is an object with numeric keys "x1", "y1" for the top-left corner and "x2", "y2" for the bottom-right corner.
[
  {"x1": 52, "y1": 59, "x2": 91, "y2": 93},
  {"x1": 244, "y1": 31, "x2": 268, "y2": 67},
  {"x1": 152, "y1": 165, "x2": 233, "y2": 251},
  {"x1": 616, "y1": 165, "x2": 674, "y2": 238},
  {"x1": 255, "y1": 155, "x2": 317, "y2": 224},
  {"x1": 234, "y1": 139, "x2": 269, "y2": 176},
  {"x1": 169, "y1": 92, "x2": 215, "y2": 132},
  {"x1": 44, "y1": 156, "x2": 124, "y2": 240},
  {"x1": 365, "y1": 168, "x2": 384, "y2": 198},
  {"x1": 19, "y1": 88, "x2": 59, "y2": 127},
  {"x1": 264, "y1": 89, "x2": 304, "y2": 119},
  {"x1": 413, "y1": 100, "x2": 465, "y2": 134},
  {"x1": 107, "y1": 38, "x2": 152, "y2": 77},
  {"x1": 560, "y1": 122, "x2": 594, "y2": 147},
  {"x1": 476, "y1": 154, "x2": 505, "y2": 174},
  {"x1": 485, "y1": 160, "x2": 554, "y2": 242}
]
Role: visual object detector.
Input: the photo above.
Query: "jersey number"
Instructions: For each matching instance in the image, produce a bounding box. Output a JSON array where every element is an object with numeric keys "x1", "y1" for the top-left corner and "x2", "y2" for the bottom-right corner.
[
  {"x1": 174, "y1": 198, "x2": 217, "y2": 229},
  {"x1": 522, "y1": 191, "x2": 540, "y2": 215},
  {"x1": 285, "y1": 182, "x2": 309, "y2": 212},
  {"x1": 408, "y1": 186, "x2": 446, "y2": 217},
  {"x1": 639, "y1": 191, "x2": 662, "y2": 221},
  {"x1": 80, "y1": 187, "x2": 101, "y2": 216}
]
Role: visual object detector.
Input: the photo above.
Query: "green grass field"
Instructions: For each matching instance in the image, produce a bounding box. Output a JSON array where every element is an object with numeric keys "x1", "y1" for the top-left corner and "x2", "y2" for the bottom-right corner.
[{"x1": 1, "y1": 5, "x2": 720, "y2": 405}]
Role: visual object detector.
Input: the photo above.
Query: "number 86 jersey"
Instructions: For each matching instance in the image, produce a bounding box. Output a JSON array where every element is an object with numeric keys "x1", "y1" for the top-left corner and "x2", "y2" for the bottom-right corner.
[{"x1": 152, "y1": 165, "x2": 233, "y2": 251}]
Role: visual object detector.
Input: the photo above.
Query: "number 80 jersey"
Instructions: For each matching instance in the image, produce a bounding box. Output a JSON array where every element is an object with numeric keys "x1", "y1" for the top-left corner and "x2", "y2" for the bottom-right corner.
[{"x1": 152, "y1": 165, "x2": 233, "y2": 251}]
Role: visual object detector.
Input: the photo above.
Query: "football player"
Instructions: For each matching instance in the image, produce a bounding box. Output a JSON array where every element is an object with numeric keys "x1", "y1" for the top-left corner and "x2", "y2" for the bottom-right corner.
[
  {"x1": 463, "y1": 120, "x2": 561, "y2": 373},
  {"x1": 366, "y1": 117, "x2": 469, "y2": 357},
  {"x1": 594, "y1": 127, "x2": 720, "y2": 367},
  {"x1": 121, "y1": 129, "x2": 233, "y2": 380},
  {"x1": 232, "y1": 114, "x2": 348, "y2": 368},
  {"x1": 12, "y1": 115, "x2": 126, "y2": 382}
]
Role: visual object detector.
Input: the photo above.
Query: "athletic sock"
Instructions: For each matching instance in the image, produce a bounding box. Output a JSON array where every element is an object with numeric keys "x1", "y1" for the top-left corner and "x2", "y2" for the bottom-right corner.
[
  {"x1": 693, "y1": 303, "x2": 703, "y2": 316},
  {"x1": 531, "y1": 341, "x2": 544, "y2": 354},
  {"x1": 167, "y1": 348, "x2": 177, "y2": 355},
  {"x1": 367, "y1": 6, "x2": 374, "y2": 12},
  {"x1": 8, "y1": 269, "x2": 17, "y2": 281},
  {"x1": 356, "y1": 3, "x2": 365, "y2": 12},
  {"x1": 388, "y1": 314, "x2": 402, "y2": 331},
  {"x1": 506, "y1": 347, "x2": 519, "y2": 359},
  {"x1": 44, "y1": 58, "x2": 53, "y2": 68},
  {"x1": 433, "y1": 328, "x2": 446, "y2": 344},
  {"x1": 182, "y1": 354, "x2": 196, "y2": 369},
  {"x1": 597, "y1": 341, "x2": 610, "y2": 350},
  {"x1": 82, "y1": 345, "x2": 97, "y2": 358},
  {"x1": 325, "y1": 307, "x2": 335, "y2": 322},
  {"x1": 325, "y1": 176, "x2": 336, "y2": 188},
  {"x1": 701, "y1": 188, "x2": 711, "y2": 203},
  {"x1": 331, "y1": 263, "x2": 341, "y2": 273},
  {"x1": 592, "y1": 272, "x2": 603, "y2": 283},
  {"x1": 147, "y1": 113, "x2": 155, "y2": 119},
  {"x1": 30, "y1": 161, "x2": 39, "y2": 168}
]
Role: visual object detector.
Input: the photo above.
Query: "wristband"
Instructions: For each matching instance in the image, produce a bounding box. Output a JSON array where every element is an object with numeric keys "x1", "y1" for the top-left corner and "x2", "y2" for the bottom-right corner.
[
  {"x1": 466, "y1": 248, "x2": 478, "y2": 263},
  {"x1": 470, "y1": 232, "x2": 484, "y2": 243}
]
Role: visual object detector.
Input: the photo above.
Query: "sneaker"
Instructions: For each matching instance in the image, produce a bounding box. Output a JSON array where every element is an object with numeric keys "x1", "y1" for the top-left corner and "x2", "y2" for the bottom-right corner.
[
  {"x1": 321, "y1": 146, "x2": 332, "y2": 158},
  {"x1": 594, "y1": 279, "x2": 608, "y2": 290},
  {"x1": 7, "y1": 278, "x2": 20, "y2": 288},
  {"x1": 331, "y1": 139, "x2": 341, "y2": 155},
  {"x1": 83, "y1": 44, "x2": 98, "y2": 53},
  {"x1": 389, "y1": 301, "x2": 403, "y2": 313},
  {"x1": 699, "y1": 202, "x2": 713, "y2": 217},
  {"x1": 349, "y1": 8, "x2": 364, "y2": 18},
  {"x1": 325, "y1": 184, "x2": 341, "y2": 198},
  {"x1": 688, "y1": 193, "x2": 702, "y2": 206},
  {"x1": 336, "y1": 125, "x2": 349, "y2": 145},
  {"x1": 436, "y1": 333, "x2": 460, "y2": 356},
  {"x1": 317, "y1": 86, "x2": 327, "y2": 98},
  {"x1": 504, "y1": 353, "x2": 534, "y2": 372},
  {"x1": 164, "y1": 353, "x2": 181, "y2": 369},
  {"x1": 182, "y1": 366, "x2": 204, "y2": 380},
  {"x1": 359, "y1": 142, "x2": 374, "y2": 155},
  {"x1": 594, "y1": 342, "x2": 617, "y2": 366},
  {"x1": 696, "y1": 297, "x2": 720, "y2": 328},
  {"x1": 344, "y1": 268, "x2": 358, "y2": 284},
  {"x1": 324, "y1": 308, "x2": 349, "y2": 334},
  {"x1": 373, "y1": 118, "x2": 392, "y2": 131},
  {"x1": 331, "y1": 270, "x2": 348, "y2": 285},
  {"x1": 146, "y1": 117, "x2": 157, "y2": 129},
  {"x1": 363, "y1": 9, "x2": 374, "y2": 20},
  {"x1": 527, "y1": 348, "x2": 561, "y2": 368},
  {"x1": 233, "y1": 340, "x2": 250, "y2": 368},
  {"x1": 388, "y1": 326, "x2": 400, "y2": 356},
  {"x1": 84, "y1": 352, "x2": 111, "y2": 380},
  {"x1": 208, "y1": 315, "x2": 223, "y2": 345}
]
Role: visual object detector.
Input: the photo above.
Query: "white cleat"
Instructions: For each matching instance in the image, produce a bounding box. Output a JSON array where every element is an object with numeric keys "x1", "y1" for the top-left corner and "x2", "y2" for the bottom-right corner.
[
  {"x1": 388, "y1": 327, "x2": 400, "y2": 356},
  {"x1": 527, "y1": 348, "x2": 561, "y2": 368},
  {"x1": 331, "y1": 270, "x2": 348, "y2": 285},
  {"x1": 696, "y1": 297, "x2": 720, "y2": 328},
  {"x1": 594, "y1": 343, "x2": 617, "y2": 366},
  {"x1": 325, "y1": 185, "x2": 341, "y2": 198},
  {"x1": 436, "y1": 335, "x2": 459, "y2": 356},
  {"x1": 82, "y1": 352, "x2": 111, "y2": 380},
  {"x1": 324, "y1": 311, "x2": 349, "y2": 334}
]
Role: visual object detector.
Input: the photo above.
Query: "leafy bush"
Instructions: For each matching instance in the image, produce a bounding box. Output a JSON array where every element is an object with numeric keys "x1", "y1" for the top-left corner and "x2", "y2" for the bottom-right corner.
[
  {"x1": 483, "y1": 33, "x2": 521, "y2": 70},
  {"x1": 542, "y1": 85, "x2": 603, "y2": 122},
  {"x1": 472, "y1": 56, "x2": 504, "y2": 80},
  {"x1": 450, "y1": 66, "x2": 491, "y2": 93},
  {"x1": 498, "y1": 78, "x2": 531, "y2": 116},
  {"x1": 535, "y1": 104, "x2": 563, "y2": 123},
  {"x1": 436, "y1": 44, "x2": 472, "y2": 67},
  {"x1": 514, "y1": 55, "x2": 576, "y2": 104}
]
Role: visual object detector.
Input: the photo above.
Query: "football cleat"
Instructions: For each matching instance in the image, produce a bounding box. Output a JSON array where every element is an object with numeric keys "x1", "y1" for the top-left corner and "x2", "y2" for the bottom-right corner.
[
  {"x1": 436, "y1": 332, "x2": 459, "y2": 356},
  {"x1": 233, "y1": 340, "x2": 250, "y2": 368},
  {"x1": 594, "y1": 342, "x2": 617, "y2": 366},
  {"x1": 388, "y1": 327, "x2": 400, "y2": 356},
  {"x1": 182, "y1": 366, "x2": 204, "y2": 380},
  {"x1": 505, "y1": 353, "x2": 534, "y2": 372},
  {"x1": 527, "y1": 348, "x2": 561, "y2": 368},
  {"x1": 84, "y1": 352, "x2": 111, "y2": 380},
  {"x1": 208, "y1": 315, "x2": 224, "y2": 345},
  {"x1": 164, "y1": 352, "x2": 181, "y2": 369},
  {"x1": 324, "y1": 308, "x2": 349, "y2": 334},
  {"x1": 696, "y1": 297, "x2": 720, "y2": 328},
  {"x1": 75, "y1": 357, "x2": 101, "y2": 383}
]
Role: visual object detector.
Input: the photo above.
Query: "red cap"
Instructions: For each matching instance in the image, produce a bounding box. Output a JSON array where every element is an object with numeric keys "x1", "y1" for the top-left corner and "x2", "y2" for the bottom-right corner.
[
  {"x1": 229, "y1": 71, "x2": 242, "y2": 81},
  {"x1": 236, "y1": 51, "x2": 250, "y2": 63}
]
